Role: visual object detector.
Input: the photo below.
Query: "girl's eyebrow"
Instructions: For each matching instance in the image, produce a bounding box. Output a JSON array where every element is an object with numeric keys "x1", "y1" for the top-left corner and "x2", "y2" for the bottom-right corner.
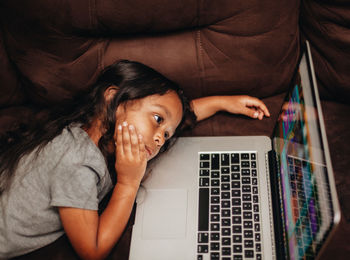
[{"x1": 154, "y1": 104, "x2": 171, "y2": 119}]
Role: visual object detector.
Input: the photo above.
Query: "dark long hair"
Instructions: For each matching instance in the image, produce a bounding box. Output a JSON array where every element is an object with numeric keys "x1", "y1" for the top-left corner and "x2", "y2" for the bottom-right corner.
[{"x1": 0, "y1": 60, "x2": 196, "y2": 194}]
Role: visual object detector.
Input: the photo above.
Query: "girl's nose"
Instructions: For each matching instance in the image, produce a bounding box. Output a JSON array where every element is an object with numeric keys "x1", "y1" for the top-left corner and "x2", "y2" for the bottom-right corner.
[{"x1": 154, "y1": 131, "x2": 165, "y2": 147}]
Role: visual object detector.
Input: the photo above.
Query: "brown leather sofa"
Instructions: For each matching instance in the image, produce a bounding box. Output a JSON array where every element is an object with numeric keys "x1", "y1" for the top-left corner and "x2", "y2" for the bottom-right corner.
[{"x1": 1, "y1": 0, "x2": 349, "y2": 259}]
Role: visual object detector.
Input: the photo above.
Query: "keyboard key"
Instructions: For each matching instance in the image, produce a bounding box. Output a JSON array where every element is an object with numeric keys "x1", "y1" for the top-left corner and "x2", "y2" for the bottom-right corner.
[
  {"x1": 256, "y1": 243, "x2": 261, "y2": 252},
  {"x1": 222, "y1": 192, "x2": 230, "y2": 199},
  {"x1": 242, "y1": 185, "x2": 251, "y2": 193},
  {"x1": 199, "y1": 177, "x2": 209, "y2": 186},
  {"x1": 211, "y1": 252, "x2": 220, "y2": 260},
  {"x1": 211, "y1": 188, "x2": 220, "y2": 195},
  {"x1": 211, "y1": 154, "x2": 220, "y2": 170},
  {"x1": 221, "y1": 175, "x2": 230, "y2": 182},
  {"x1": 233, "y1": 234, "x2": 242, "y2": 243},
  {"x1": 222, "y1": 218, "x2": 231, "y2": 226},
  {"x1": 211, "y1": 205, "x2": 220, "y2": 213},
  {"x1": 242, "y1": 177, "x2": 250, "y2": 184},
  {"x1": 231, "y1": 165, "x2": 240, "y2": 172},
  {"x1": 255, "y1": 233, "x2": 261, "y2": 242},
  {"x1": 243, "y1": 211, "x2": 252, "y2": 219},
  {"x1": 221, "y1": 200, "x2": 230, "y2": 208},
  {"x1": 221, "y1": 167, "x2": 230, "y2": 174},
  {"x1": 211, "y1": 179, "x2": 220, "y2": 186},
  {"x1": 200, "y1": 154, "x2": 210, "y2": 160},
  {"x1": 221, "y1": 153, "x2": 230, "y2": 166},
  {"x1": 233, "y1": 216, "x2": 242, "y2": 224},
  {"x1": 241, "y1": 161, "x2": 250, "y2": 168},
  {"x1": 222, "y1": 209, "x2": 231, "y2": 217},
  {"x1": 232, "y1": 207, "x2": 241, "y2": 215},
  {"x1": 254, "y1": 223, "x2": 260, "y2": 232},
  {"x1": 222, "y1": 247, "x2": 231, "y2": 255},
  {"x1": 242, "y1": 169, "x2": 250, "y2": 176},
  {"x1": 254, "y1": 214, "x2": 260, "y2": 222},
  {"x1": 211, "y1": 223, "x2": 220, "y2": 231},
  {"x1": 244, "y1": 240, "x2": 254, "y2": 248},
  {"x1": 221, "y1": 183, "x2": 230, "y2": 190},
  {"x1": 232, "y1": 225, "x2": 242, "y2": 233},
  {"x1": 252, "y1": 178, "x2": 258, "y2": 185},
  {"x1": 251, "y1": 153, "x2": 256, "y2": 160},
  {"x1": 244, "y1": 230, "x2": 253, "y2": 238},
  {"x1": 211, "y1": 214, "x2": 220, "y2": 222},
  {"x1": 243, "y1": 203, "x2": 252, "y2": 210},
  {"x1": 232, "y1": 198, "x2": 241, "y2": 205},
  {"x1": 211, "y1": 242, "x2": 220, "y2": 250},
  {"x1": 243, "y1": 221, "x2": 253, "y2": 229},
  {"x1": 211, "y1": 171, "x2": 220, "y2": 178},
  {"x1": 198, "y1": 232, "x2": 209, "y2": 243},
  {"x1": 232, "y1": 181, "x2": 240, "y2": 189},
  {"x1": 252, "y1": 169, "x2": 257, "y2": 177},
  {"x1": 222, "y1": 228, "x2": 231, "y2": 236},
  {"x1": 241, "y1": 153, "x2": 250, "y2": 160},
  {"x1": 200, "y1": 169, "x2": 209, "y2": 176},
  {"x1": 232, "y1": 172, "x2": 240, "y2": 179},
  {"x1": 243, "y1": 194, "x2": 252, "y2": 201},
  {"x1": 198, "y1": 188, "x2": 209, "y2": 231},
  {"x1": 251, "y1": 161, "x2": 256, "y2": 168},
  {"x1": 232, "y1": 190, "x2": 241, "y2": 197},
  {"x1": 231, "y1": 153, "x2": 240, "y2": 163},
  {"x1": 211, "y1": 233, "x2": 220, "y2": 241},
  {"x1": 233, "y1": 244, "x2": 242, "y2": 253},
  {"x1": 197, "y1": 244, "x2": 208, "y2": 253},
  {"x1": 244, "y1": 250, "x2": 254, "y2": 258},
  {"x1": 211, "y1": 196, "x2": 220, "y2": 204},
  {"x1": 200, "y1": 161, "x2": 209, "y2": 168}
]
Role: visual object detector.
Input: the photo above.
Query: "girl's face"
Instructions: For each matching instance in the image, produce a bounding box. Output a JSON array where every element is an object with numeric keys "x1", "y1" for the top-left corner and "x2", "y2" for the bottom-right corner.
[{"x1": 116, "y1": 91, "x2": 183, "y2": 160}]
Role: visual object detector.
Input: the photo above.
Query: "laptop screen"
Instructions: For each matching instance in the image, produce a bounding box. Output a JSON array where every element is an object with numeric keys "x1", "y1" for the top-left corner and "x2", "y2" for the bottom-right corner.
[{"x1": 272, "y1": 50, "x2": 336, "y2": 259}]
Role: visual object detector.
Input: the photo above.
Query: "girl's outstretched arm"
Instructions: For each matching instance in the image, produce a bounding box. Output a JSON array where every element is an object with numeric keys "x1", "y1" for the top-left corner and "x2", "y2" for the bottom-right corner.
[
  {"x1": 59, "y1": 122, "x2": 146, "y2": 260},
  {"x1": 191, "y1": 95, "x2": 270, "y2": 122}
]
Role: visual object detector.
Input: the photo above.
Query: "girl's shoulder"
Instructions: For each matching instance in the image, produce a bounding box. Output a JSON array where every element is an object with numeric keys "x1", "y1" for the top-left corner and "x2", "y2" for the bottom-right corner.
[{"x1": 44, "y1": 124, "x2": 107, "y2": 174}]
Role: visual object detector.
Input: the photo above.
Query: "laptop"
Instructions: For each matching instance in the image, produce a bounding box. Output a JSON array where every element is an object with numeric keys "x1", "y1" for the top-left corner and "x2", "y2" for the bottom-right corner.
[{"x1": 128, "y1": 41, "x2": 341, "y2": 260}]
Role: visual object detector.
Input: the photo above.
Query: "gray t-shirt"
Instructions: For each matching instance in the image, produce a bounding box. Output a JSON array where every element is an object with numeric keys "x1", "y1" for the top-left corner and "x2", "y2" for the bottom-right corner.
[{"x1": 0, "y1": 125, "x2": 113, "y2": 258}]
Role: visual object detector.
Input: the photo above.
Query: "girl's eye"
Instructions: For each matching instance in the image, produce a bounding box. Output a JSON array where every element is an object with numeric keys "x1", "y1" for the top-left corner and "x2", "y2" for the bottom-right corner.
[
  {"x1": 164, "y1": 132, "x2": 170, "y2": 140},
  {"x1": 154, "y1": 115, "x2": 163, "y2": 124}
]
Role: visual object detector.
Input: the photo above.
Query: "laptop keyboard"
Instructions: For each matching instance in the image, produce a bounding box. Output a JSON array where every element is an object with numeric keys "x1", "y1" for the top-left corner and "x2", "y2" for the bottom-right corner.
[
  {"x1": 287, "y1": 156, "x2": 321, "y2": 259},
  {"x1": 197, "y1": 152, "x2": 262, "y2": 260}
]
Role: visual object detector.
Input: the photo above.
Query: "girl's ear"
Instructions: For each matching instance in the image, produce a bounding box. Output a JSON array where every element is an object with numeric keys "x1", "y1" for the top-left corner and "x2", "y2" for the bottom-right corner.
[{"x1": 104, "y1": 86, "x2": 119, "y2": 102}]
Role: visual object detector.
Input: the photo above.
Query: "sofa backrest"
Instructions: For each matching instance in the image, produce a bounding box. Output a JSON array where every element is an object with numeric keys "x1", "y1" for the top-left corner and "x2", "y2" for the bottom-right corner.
[
  {"x1": 2, "y1": 0, "x2": 301, "y2": 106},
  {"x1": 0, "y1": 24, "x2": 26, "y2": 108}
]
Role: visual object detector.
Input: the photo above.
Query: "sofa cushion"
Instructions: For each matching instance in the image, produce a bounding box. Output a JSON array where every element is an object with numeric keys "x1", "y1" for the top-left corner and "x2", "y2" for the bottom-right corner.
[
  {"x1": 1, "y1": 0, "x2": 300, "y2": 106},
  {"x1": 0, "y1": 25, "x2": 26, "y2": 108},
  {"x1": 300, "y1": 0, "x2": 350, "y2": 103}
]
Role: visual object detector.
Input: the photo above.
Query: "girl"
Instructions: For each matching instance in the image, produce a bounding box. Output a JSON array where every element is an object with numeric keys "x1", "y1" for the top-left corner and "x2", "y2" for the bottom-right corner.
[{"x1": 0, "y1": 60, "x2": 270, "y2": 259}]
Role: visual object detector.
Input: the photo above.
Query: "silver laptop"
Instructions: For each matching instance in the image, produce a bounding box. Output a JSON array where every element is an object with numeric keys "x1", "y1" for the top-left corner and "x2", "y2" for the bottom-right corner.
[{"x1": 128, "y1": 41, "x2": 341, "y2": 260}]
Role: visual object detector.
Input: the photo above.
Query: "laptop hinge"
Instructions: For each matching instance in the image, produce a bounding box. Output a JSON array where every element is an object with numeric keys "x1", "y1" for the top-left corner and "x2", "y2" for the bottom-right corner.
[{"x1": 268, "y1": 150, "x2": 287, "y2": 259}]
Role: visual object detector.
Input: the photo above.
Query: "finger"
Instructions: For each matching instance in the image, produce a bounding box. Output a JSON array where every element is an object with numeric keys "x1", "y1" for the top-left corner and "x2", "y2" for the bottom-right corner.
[
  {"x1": 128, "y1": 124, "x2": 139, "y2": 156},
  {"x1": 239, "y1": 105, "x2": 260, "y2": 119},
  {"x1": 258, "y1": 109, "x2": 264, "y2": 120},
  {"x1": 248, "y1": 98, "x2": 270, "y2": 117},
  {"x1": 122, "y1": 121, "x2": 132, "y2": 156},
  {"x1": 115, "y1": 124, "x2": 123, "y2": 157},
  {"x1": 138, "y1": 134, "x2": 146, "y2": 160}
]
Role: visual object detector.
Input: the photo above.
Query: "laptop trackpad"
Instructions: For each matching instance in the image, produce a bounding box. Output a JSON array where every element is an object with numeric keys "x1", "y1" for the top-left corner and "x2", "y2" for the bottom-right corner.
[{"x1": 141, "y1": 189, "x2": 188, "y2": 239}]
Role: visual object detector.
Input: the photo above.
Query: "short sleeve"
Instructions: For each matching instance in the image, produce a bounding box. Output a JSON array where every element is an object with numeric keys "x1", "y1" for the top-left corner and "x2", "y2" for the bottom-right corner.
[{"x1": 50, "y1": 166, "x2": 100, "y2": 210}]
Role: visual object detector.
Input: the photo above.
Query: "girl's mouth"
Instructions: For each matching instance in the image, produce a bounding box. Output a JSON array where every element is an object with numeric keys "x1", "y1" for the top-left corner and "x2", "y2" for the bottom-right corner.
[{"x1": 145, "y1": 146, "x2": 153, "y2": 158}]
